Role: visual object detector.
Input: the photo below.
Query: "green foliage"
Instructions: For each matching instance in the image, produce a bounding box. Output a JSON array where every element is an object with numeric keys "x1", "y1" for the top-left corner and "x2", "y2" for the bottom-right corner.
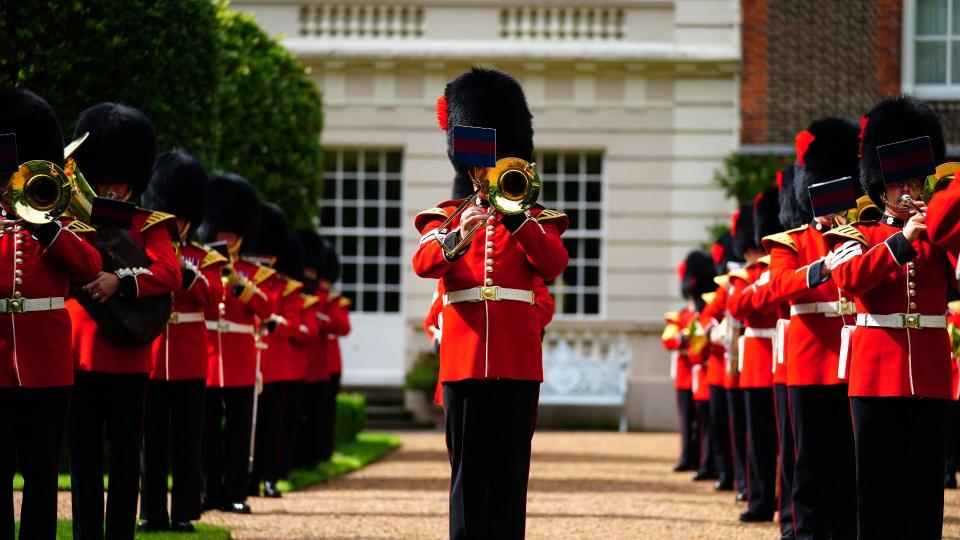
[
  {"x1": 700, "y1": 223, "x2": 731, "y2": 250},
  {"x1": 216, "y1": 4, "x2": 324, "y2": 228},
  {"x1": 713, "y1": 152, "x2": 793, "y2": 204},
  {"x1": 405, "y1": 351, "x2": 440, "y2": 394},
  {"x1": 0, "y1": 0, "x2": 223, "y2": 165},
  {"x1": 335, "y1": 392, "x2": 367, "y2": 447},
  {"x1": 14, "y1": 520, "x2": 230, "y2": 539},
  {"x1": 278, "y1": 433, "x2": 402, "y2": 492}
]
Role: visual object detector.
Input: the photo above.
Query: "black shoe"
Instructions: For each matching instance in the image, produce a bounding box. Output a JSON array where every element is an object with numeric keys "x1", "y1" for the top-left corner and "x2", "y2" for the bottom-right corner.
[
  {"x1": 673, "y1": 461, "x2": 696, "y2": 472},
  {"x1": 946, "y1": 474, "x2": 958, "y2": 489},
  {"x1": 171, "y1": 521, "x2": 196, "y2": 533},
  {"x1": 222, "y1": 502, "x2": 252, "y2": 514},
  {"x1": 713, "y1": 479, "x2": 733, "y2": 491},
  {"x1": 692, "y1": 470, "x2": 718, "y2": 481},
  {"x1": 137, "y1": 519, "x2": 170, "y2": 532},
  {"x1": 739, "y1": 509, "x2": 774, "y2": 522},
  {"x1": 248, "y1": 483, "x2": 261, "y2": 497},
  {"x1": 263, "y1": 481, "x2": 283, "y2": 498},
  {"x1": 736, "y1": 489, "x2": 747, "y2": 502}
]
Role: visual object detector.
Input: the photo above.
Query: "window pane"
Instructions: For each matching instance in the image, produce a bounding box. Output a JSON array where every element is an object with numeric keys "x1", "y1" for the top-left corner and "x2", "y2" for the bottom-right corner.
[
  {"x1": 363, "y1": 207, "x2": 379, "y2": 227},
  {"x1": 342, "y1": 263, "x2": 357, "y2": 283},
  {"x1": 585, "y1": 238, "x2": 601, "y2": 259},
  {"x1": 341, "y1": 236, "x2": 359, "y2": 256},
  {"x1": 323, "y1": 151, "x2": 337, "y2": 173},
  {"x1": 384, "y1": 291, "x2": 400, "y2": 312},
  {"x1": 567, "y1": 209, "x2": 580, "y2": 230},
  {"x1": 364, "y1": 237, "x2": 379, "y2": 256},
  {"x1": 385, "y1": 236, "x2": 401, "y2": 257},
  {"x1": 563, "y1": 154, "x2": 579, "y2": 175},
  {"x1": 564, "y1": 238, "x2": 579, "y2": 259},
  {"x1": 583, "y1": 293, "x2": 600, "y2": 314},
  {"x1": 342, "y1": 151, "x2": 359, "y2": 173},
  {"x1": 363, "y1": 263, "x2": 378, "y2": 284},
  {"x1": 952, "y1": 41, "x2": 960, "y2": 83},
  {"x1": 341, "y1": 206, "x2": 358, "y2": 227},
  {"x1": 385, "y1": 207, "x2": 401, "y2": 228},
  {"x1": 543, "y1": 180, "x2": 557, "y2": 202},
  {"x1": 342, "y1": 178, "x2": 358, "y2": 199},
  {"x1": 586, "y1": 209, "x2": 601, "y2": 230},
  {"x1": 586, "y1": 154, "x2": 602, "y2": 174},
  {"x1": 320, "y1": 206, "x2": 335, "y2": 227},
  {"x1": 563, "y1": 266, "x2": 578, "y2": 285},
  {"x1": 584, "y1": 265, "x2": 600, "y2": 287},
  {"x1": 563, "y1": 180, "x2": 580, "y2": 202},
  {"x1": 385, "y1": 263, "x2": 400, "y2": 284},
  {"x1": 323, "y1": 178, "x2": 336, "y2": 200},
  {"x1": 954, "y1": 0, "x2": 960, "y2": 35},
  {"x1": 363, "y1": 150, "x2": 380, "y2": 173},
  {"x1": 386, "y1": 180, "x2": 401, "y2": 201},
  {"x1": 363, "y1": 291, "x2": 379, "y2": 312},
  {"x1": 586, "y1": 181, "x2": 602, "y2": 202},
  {"x1": 541, "y1": 153, "x2": 558, "y2": 175},
  {"x1": 386, "y1": 151, "x2": 402, "y2": 173},
  {"x1": 562, "y1": 293, "x2": 578, "y2": 314},
  {"x1": 364, "y1": 179, "x2": 379, "y2": 200},
  {"x1": 917, "y1": 41, "x2": 948, "y2": 83},
  {"x1": 918, "y1": 0, "x2": 948, "y2": 35}
]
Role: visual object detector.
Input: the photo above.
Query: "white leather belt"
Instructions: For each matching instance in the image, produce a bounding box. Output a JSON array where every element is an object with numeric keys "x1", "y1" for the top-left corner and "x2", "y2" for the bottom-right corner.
[
  {"x1": 205, "y1": 320, "x2": 256, "y2": 334},
  {"x1": 856, "y1": 313, "x2": 947, "y2": 330},
  {"x1": 790, "y1": 300, "x2": 856, "y2": 317},
  {"x1": 744, "y1": 327, "x2": 776, "y2": 338},
  {"x1": 444, "y1": 286, "x2": 534, "y2": 305},
  {"x1": 169, "y1": 312, "x2": 203, "y2": 324},
  {"x1": 0, "y1": 297, "x2": 65, "y2": 313}
]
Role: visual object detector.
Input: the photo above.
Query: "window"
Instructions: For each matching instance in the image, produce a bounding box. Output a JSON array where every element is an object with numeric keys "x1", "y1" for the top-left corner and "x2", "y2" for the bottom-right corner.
[
  {"x1": 903, "y1": 0, "x2": 960, "y2": 99},
  {"x1": 536, "y1": 151, "x2": 604, "y2": 316},
  {"x1": 321, "y1": 149, "x2": 403, "y2": 313}
]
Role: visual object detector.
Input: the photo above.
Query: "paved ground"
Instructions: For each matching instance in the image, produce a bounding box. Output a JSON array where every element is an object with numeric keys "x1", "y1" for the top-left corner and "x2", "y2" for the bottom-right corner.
[{"x1": 25, "y1": 431, "x2": 960, "y2": 538}]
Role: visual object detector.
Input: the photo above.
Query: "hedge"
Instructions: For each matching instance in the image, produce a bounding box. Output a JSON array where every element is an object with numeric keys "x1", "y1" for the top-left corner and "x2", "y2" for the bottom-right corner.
[
  {"x1": 336, "y1": 392, "x2": 367, "y2": 447},
  {"x1": 0, "y1": 0, "x2": 223, "y2": 165},
  {"x1": 713, "y1": 152, "x2": 794, "y2": 204}
]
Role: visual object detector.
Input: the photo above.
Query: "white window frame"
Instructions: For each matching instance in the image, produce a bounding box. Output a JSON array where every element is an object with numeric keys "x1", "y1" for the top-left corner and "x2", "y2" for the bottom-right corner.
[
  {"x1": 903, "y1": 0, "x2": 960, "y2": 99},
  {"x1": 321, "y1": 147, "x2": 404, "y2": 313},
  {"x1": 535, "y1": 150, "x2": 606, "y2": 320}
]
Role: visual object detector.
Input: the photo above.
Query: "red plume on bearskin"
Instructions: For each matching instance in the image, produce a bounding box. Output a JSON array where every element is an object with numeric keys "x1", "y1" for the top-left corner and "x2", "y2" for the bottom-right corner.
[
  {"x1": 793, "y1": 118, "x2": 860, "y2": 219},
  {"x1": 436, "y1": 94, "x2": 449, "y2": 131},
  {"x1": 795, "y1": 130, "x2": 816, "y2": 167}
]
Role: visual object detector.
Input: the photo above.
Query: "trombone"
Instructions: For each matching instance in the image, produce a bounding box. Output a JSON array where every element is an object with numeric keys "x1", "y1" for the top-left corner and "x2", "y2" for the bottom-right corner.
[{"x1": 435, "y1": 157, "x2": 541, "y2": 258}]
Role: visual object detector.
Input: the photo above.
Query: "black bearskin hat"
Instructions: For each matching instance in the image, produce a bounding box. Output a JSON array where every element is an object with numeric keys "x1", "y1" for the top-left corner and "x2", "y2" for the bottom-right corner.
[
  {"x1": 680, "y1": 251, "x2": 717, "y2": 301},
  {"x1": 440, "y1": 67, "x2": 533, "y2": 197},
  {"x1": 198, "y1": 173, "x2": 260, "y2": 243},
  {"x1": 793, "y1": 117, "x2": 860, "y2": 217},
  {"x1": 297, "y1": 229, "x2": 325, "y2": 280},
  {"x1": 753, "y1": 187, "x2": 783, "y2": 247},
  {"x1": 319, "y1": 238, "x2": 341, "y2": 283},
  {"x1": 0, "y1": 88, "x2": 64, "y2": 167},
  {"x1": 275, "y1": 230, "x2": 305, "y2": 282},
  {"x1": 142, "y1": 150, "x2": 207, "y2": 227},
  {"x1": 860, "y1": 95, "x2": 945, "y2": 208},
  {"x1": 710, "y1": 232, "x2": 741, "y2": 275},
  {"x1": 72, "y1": 103, "x2": 156, "y2": 196},
  {"x1": 777, "y1": 163, "x2": 810, "y2": 229},
  {"x1": 731, "y1": 203, "x2": 757, "y2": 260},
  {"x1": 247, "y1": 202, "x2": 288, "y2": 259}
]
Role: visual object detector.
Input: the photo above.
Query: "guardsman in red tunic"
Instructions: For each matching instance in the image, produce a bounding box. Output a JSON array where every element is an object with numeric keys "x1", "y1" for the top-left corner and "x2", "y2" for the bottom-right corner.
[
  {"x1": 294, "y1": 229, "x2": 330, "y2": 468},
  {"x1": 927, "y1": 160, "x2": 960, "y2": 252},
  {"x1": 198, "y1": 175, "x2": 273, "y2": 515},
  {"x1": 752, "y1": 119, "x2": 862, "y2": 540},
  {"x1": 725, "y1": 203, "x2": 779, "y2": 523},
  {"x1": 414, "y1": 68, "x2": 568, "y2": 539},
  {"x1": 0, "y1": 89, "x2": 102, "y2": 540},
  {"x1": 138, "y1": 151, "x2": 225, "y2": 532},
  {"x1": 276, "y1": 231, "x2": 309, "y2": 481},
  {"x1": 823, "y1": 95, "x2": 952, "y2": 540},
  {"x1": 661, "y1": 293, "x2": 699, "y2": 471},
  {"x1": 316, "y1": 240, "x2": 351, "y2": 463},
  {"x1": 246, "y1": 202, "x2": 294, "y2": 499},
  {"x1": 65, "y1": 103, "x2": 181, "y2": 540},
  {"x1": 699, "y1": 276, "x2": 735, "y2": 492},
  {"x1": 946, "y1": 293, "x2": 960, "y2": 489}
]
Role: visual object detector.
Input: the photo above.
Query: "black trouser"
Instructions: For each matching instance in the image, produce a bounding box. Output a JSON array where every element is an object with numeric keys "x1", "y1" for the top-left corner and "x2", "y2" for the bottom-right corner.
[
  {"x1": 744, "y1": 387, "x2": 777, "y2": 515},
  {"x1": 852, "y1": 397, "x2": 947, "y2": 540},
  {"x1": 790, "y1": 385, "x2": 856, "y2": 540},
  {"x1": 709, "y1": 385, "x2": 733, "y2": 484},
  {"x1": 282, "y1": 381, "x2": 303, "y2": 478},
  {"x1": 443, "y1": 379, "x2": 539, "y2": 540},
  {"x1": 250, "y1": 382, "x2": 287, "y2": 488},
  {"x1": 675, "y1": 389, "x2": 699, "y2": 469},
  {"x1": 726, "y1": 388, "x2": 748, "y2": 493},
  {"x1": 318, "y1": 373, "x2": 341, "y2": 462},
  {"x1": 945, "y1": 400, "x2": 960, "y2": 483},
  {"x1": 69, "y1": 371, "x2": 149, "y2": 540},
  {"x1": 140, "y1": 379, "x2": 205, "y2": 525},
  {"x1": 0, "y1": 387, "x2": 70, "y2": 540},
  {"x1": 297, "y1": 381, "x2": 327, "y2": 469},
  {"x1": 695, "y1": 398, "x2": 715, "y2": 475},
  {"x1": 202, "y1": 386, "x2": 254, "y2": 508},
  {"x1": 773, "y1": 384, "x2": 795, "y2": 539}
]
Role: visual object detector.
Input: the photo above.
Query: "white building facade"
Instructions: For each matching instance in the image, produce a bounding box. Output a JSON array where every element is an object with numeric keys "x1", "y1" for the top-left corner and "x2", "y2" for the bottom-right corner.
[{"x1": 233, "y1": 0, "x2": 740, "y2": 429}]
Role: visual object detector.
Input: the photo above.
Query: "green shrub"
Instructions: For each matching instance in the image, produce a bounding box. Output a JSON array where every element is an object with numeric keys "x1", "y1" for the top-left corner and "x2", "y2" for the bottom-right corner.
[
  {"x1": 216, "y1": 4, "x2": 324, "y2": 229},
  {"x1": 335, "y1": 392, "x2": 366, "y2": 447},
  {"x1": 713, "y1": 152, "x2": 793, "y2": 204},
  {"x1": 0, "y1": 0, "x2": 223, "y2": 165},
  {"x1": 405, "y1": 351, "x2": 440, "y2": 395}
]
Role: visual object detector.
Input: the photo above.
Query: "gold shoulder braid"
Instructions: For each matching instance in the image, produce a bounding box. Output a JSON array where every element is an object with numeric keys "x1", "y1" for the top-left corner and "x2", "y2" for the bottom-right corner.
[
  {"x1": 196, "y1": 243, "x2": 228, "y2": 269},
  {"x1": 252, "y1": 266, "x2": 276, "y2": 285},
  {"x1": 283, "y1": 278, "x2": 303, "y2": 297},
  {"x1": 141, "y1": 210, "x2": 176, "y2": 233},
  {"x1": 535, "y1": 209, "x2": 566, "y2": 222},
  {"x1": 417, "y1": 207, "x2": 449, "y2": 218},
  {"x1": 66, "y1": 220, "x2": 96, "y2": 234},
  {"x1": 825, "y1": 224, "x2": 868, "y2": 246},
  {"x1": 762, "y1": 231, "x2": 797, "y2": 252}
]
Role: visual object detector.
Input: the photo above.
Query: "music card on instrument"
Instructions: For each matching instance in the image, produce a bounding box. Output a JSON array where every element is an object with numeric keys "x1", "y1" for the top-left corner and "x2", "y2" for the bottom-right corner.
[
  {"x1": 877, "y1": 136, "x2": 936, "y2": 184},
  {"x1": 808, "y1": 176, "x2": 858, "y2": 217},
  {"x1": 91, "y1": 197, "x2": 136, "y2": 230},
  {"x1": 452, "y1": 126, "x2": 496, "y2": 167}
]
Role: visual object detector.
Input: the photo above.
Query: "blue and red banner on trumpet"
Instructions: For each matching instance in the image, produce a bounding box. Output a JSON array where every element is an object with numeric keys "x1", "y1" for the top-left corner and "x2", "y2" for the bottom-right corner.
[
  {"x1": 452, "y1": 125, "x2": 497, "y2": 168},
  {"x1": 877, "y1": 136, "x2": 936, "y2": 184},
  {"x1": 808, "y1": 176, "x2": 858, "y2": 218}
]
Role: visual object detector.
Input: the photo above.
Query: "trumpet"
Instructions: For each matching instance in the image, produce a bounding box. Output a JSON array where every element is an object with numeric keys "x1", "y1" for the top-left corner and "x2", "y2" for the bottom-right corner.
[
  {"x1": 435, "y1": 157, "x2": 541, "y2": 258},
  {"x1": 900, "y1": 194, "x2": 926, "y2": 217}
]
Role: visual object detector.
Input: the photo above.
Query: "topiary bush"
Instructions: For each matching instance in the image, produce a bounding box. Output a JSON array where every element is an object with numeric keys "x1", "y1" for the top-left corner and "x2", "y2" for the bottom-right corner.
[
  {"x1": 405, "y1": 351, "x2": 440, "y2": 396},
  {"x1": 335, "y1": 393, "x2": 366, "y2": 447},
  {"x1": 216, "y1": 4, "x2": 324, "y2": 229},
  {"x1": 0, "y1": 0, "x2": 223, "y2": 165}
]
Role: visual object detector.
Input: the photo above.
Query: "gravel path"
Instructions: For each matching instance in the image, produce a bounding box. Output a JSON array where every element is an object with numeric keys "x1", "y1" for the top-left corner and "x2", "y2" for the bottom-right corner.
[{"x1": 24, "y1": 431, "x2": 960, "y2": 538}]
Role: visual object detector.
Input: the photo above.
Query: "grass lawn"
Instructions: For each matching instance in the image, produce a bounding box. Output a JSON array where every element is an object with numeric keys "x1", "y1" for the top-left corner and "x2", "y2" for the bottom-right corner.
[
  {"x1": 13, "y1": 433, "x2": 402, "y2": 493},
  {"x1": 15, "y1": 521, "x2": 230, "y2": 539}
]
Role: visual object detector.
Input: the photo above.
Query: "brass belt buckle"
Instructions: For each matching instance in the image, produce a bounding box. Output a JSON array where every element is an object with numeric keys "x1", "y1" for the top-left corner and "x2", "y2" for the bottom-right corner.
[
  {"x1": 7, "y1": 299, "x2": 22, "y2": 313},
  {"x1": 169, "y1": 312, "x2": 179, "y2": 324},
  {"x1": 902, "y1": 314, "x2": 921, "y2": 329},
  {"x1": 838, "y1": 298, "x2": 855, "y2": 315},
  {"x1": 480, "y1": 286, "x2": 499, "y2": 301},
  {"x1": 217, "y1": 320, "x2": 230, "y2": 331}
]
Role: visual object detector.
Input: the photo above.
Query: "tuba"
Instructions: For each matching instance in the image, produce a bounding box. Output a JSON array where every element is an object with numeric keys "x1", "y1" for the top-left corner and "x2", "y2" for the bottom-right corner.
[{"x1": 434, "y1": 157, "x2": 541, "y2": 258}]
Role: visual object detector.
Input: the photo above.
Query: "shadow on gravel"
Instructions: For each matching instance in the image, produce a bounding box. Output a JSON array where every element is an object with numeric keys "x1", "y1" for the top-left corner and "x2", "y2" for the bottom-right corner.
[
  {"x1": 323, "y1": 476, "x2": 706, "y2": 495},
  {"x1": 381, "y1": 449, "x2": 673, "y2": 466}
]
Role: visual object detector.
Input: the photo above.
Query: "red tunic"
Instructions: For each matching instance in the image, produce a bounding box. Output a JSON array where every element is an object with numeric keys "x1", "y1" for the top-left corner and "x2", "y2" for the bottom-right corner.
[
  {"x1": 150, "y1": 242, "x2": 225, "y2": 381},
  {"x1": 726, "y1": 262, "x2": 778, "y2": 388},
  {"x1": 927, "y1": 176, "x2": 960, "y2": 253},
  {"x1": 68, "y1": 210, "x2": 181, "y2": 374},
  {"x1": 825, "y1": 220, "x2": 954, "y2": 399},
  {"x1": 413, "y1": 202, "x2": 569, "y2": 383},
  {"x1": 0, "y1": 219, "x2": 101, "y2": 388},
  {"x1": 261, "y1": 275, "x2": 302, "y2": 384},
  {"x1": 662, "y1": 308, "x2": 696, "y2": 390},
  {"x1": 700, "y1": 285, "x2": 728, "y2": 387},
  {"x1": 289, "y1": 291, "x2": 319, "y2": 382},
  {"x1": 323, "y1": 291, "x2": 351, "y2": 375},
  {"x1": 753, "y1": 225, "x2": 851, "y2": 386},
  {"x1": 304, "y1": 290, "x2": 330, "y2": 383},
  {"x1": 205, "y1": 259, "x2": 273, "y2": 387}
]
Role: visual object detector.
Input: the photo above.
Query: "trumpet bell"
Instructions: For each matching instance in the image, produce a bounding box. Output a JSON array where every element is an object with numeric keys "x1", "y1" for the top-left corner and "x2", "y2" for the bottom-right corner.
[
  {"x1": 5, "y1": 161, "x2": 72, "y2": 224},
  {"x1": 486, "y1": 157, "x2": 541, "y2": 215}
]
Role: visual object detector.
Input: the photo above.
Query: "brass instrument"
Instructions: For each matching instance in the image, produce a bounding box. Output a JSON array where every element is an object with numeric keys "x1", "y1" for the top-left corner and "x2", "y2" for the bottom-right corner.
[
  {"x1": 900, "y1": 194, "x2": 925, "y2": 217},
  {"x1": 435, "y1": 157, "x2": 541, "y2": 258}
]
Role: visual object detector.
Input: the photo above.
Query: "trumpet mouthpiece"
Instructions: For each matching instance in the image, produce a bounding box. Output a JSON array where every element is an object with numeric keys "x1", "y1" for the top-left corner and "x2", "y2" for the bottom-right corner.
[{"x1": 900, "y1": 194, "x2": 913, "y2": 203}]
